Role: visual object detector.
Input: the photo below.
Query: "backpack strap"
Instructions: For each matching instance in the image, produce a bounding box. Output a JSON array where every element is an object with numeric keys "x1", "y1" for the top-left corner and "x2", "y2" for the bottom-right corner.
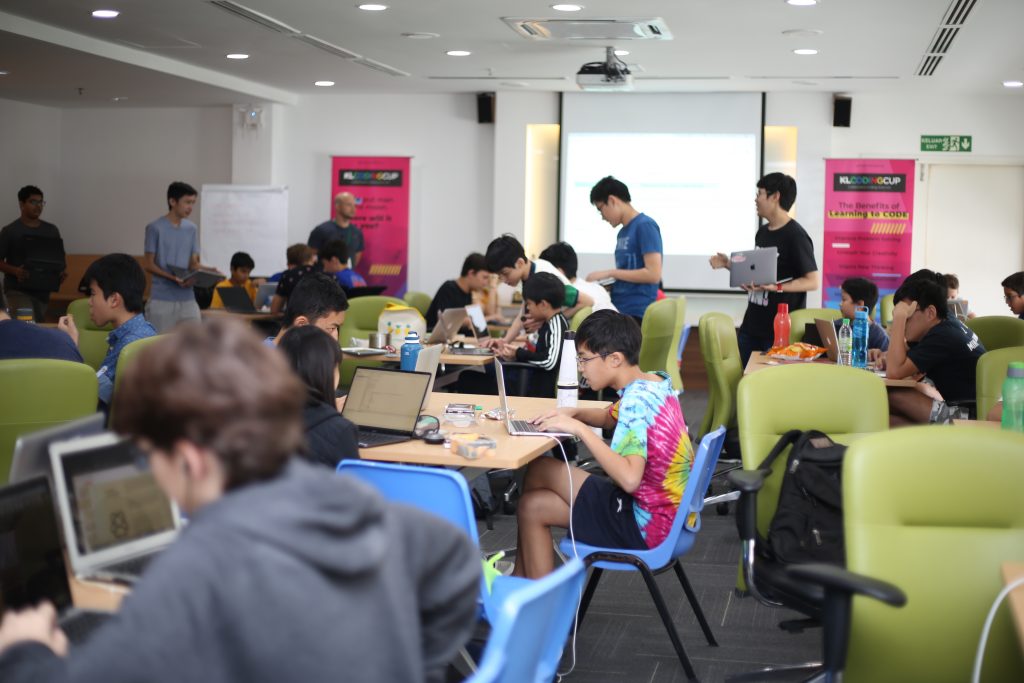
[{"x1": 756, "y1": 429, "x2": 804, "y2": 470}]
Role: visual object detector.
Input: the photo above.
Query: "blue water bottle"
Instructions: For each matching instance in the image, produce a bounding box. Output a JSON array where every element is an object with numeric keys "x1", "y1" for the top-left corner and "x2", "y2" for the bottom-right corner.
[
  {"x1": 400, "y1": 331, "x2": 422, "y2": 371},
  {"x1": 852, "y1": 306, "x2": 869, "y2": 369}
]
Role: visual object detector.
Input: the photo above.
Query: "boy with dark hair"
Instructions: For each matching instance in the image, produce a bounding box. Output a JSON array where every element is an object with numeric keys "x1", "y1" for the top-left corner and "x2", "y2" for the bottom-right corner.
[
  {"x1": 0, "y1": 291, "x2": 82, "y2": 362},
  {"x1": 1002, "y1": 271, "x2": 1024, "y2": 319},
  {"x1": 837, "y1": 277, "x2": 889, "y2": 351},
  {"x1": 211, "y1": 251, "x2": 263, "y2": 309},
  {"x1": 514, "y1": 310, "x2": 694, "y2": 578},
  {"x1": 56, "y1": 253, "x2": 156, "y2": 406},
  {"x1": 881, "y1": 277, "x2": 985, "y2": 425},
  {"x1": 0, "y1": 185, "x2": 67, "y2": 321},
  {"x1": 497, "y1": 272, "x2": 569, "y2": 395},
  {"x1": 318, "y1": 240, "x2": 368, "y2": 290},
  {"x1": 424, "y1": 252, "x2": 491, "y2": 331},
  {"x1": 0, "y1": 319, "x2": 479, "y2": 683},
  {"x1": 270, "y1": 272, "x2": 349, "y2": 345},
  {"x1": 710, "y1": 172, "x2": 818, "y2": 366},
  {"x1": 585, "y1": 176, "x2": 662, "y2": 321},
  {"x1": 540, "y1": 241, "x2": 615, "y2": 312}
]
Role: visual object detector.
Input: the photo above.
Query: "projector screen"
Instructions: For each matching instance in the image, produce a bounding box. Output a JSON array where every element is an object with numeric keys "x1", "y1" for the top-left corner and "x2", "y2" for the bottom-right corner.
[{"x1": 559, "y1": 93, "x2": 763, "y2": 291}]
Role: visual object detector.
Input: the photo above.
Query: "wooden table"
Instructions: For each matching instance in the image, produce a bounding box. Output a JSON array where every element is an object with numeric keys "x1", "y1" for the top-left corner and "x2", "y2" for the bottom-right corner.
[
  {"x1": 342, "y1": 349, "x2": 495, "y2": 367},
  {"x1": 200, "y1": 308, "x2": 281, "y2": 323},
  {"x1": 358, "y1": 392, "x2": 609, "y2": 470},
  {"x1": 1003, "y1": 562, "x2": 1024, "y2": 654},
  {"x1": 743, "y1": 352, "x2": 918, "y2": 388},
  {"x1": 71, "y1": 575, "x2": 127, "y2": 612}
]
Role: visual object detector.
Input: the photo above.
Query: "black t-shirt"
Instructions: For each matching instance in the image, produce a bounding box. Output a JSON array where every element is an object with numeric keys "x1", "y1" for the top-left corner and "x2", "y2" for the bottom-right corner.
[
  {"x1": 425, "y1": 280, "x2": 472, "y2": 330},
  {"x1": 0, "y1": 219, "x2": 65, "y2": 299},
  {"x1": 274, "y1": 264, "x2": 315, "y2": 299},
  {"x1": 739, "y1": 219, "x2": 817, "y2": 338},
  {"x1": 907, "y1": 318, "x2": 986, "y2": 403}
]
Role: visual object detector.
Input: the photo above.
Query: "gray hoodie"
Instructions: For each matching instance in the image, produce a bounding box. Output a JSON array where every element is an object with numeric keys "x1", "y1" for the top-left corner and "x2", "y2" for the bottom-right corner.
[{"x1": 0, "y1": 459, "x2": 480, "y2": 683}]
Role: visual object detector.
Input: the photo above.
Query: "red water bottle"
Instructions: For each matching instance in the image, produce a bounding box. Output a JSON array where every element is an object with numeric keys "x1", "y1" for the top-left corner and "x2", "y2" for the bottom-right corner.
[{"x1": 773, "y1": 303, "x2": 791, "y2": 348}]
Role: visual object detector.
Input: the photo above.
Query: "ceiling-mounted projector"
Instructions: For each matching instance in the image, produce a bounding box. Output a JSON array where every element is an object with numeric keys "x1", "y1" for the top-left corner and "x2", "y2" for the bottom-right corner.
[{"x1": 576, "y1": 46, "x2": 633, "y2": 91}]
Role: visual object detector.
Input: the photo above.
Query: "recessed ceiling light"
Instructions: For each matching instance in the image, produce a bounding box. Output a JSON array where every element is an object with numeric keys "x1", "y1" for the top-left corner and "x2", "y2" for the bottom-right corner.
[
  {"x1": 402, "y1": 32, "x2": 440, "y2": 39},
  {"x1": 551, "y1": 3, "x2": 584, "y2": 11},
  {"x1": 501, "y1": 81, "x2": 529, "y2": 88},
  {"x1": 0, "y1": 70, "x2": 8, "y2": 76},
  {"x1": 357, "y1": 3, "x2": 387, "y2": 10},
  {"x1": 1003, "y1": 80, "x2": 1024, "y2": 88},
  {"x1": 614, "y1": 49, "x2": 630, "y2": 56},
  {"x1": 446, "y1": 50, "x2": 471, "y2": 57},
  {"x1": 793, "y1": 48, "x2": 819, "y2": 55},
  {"x1": 91, "y1": 9, "x2": 120, "y2": 19},
  {"x1": 226, "y1": 53, "x2": 249, "y2": 60},
  {"x1": 112, "y1": 96, "x2": 128, "y2": 102},
  {"x1": 785, "y1": 0, "x2": 818, "y2": 6},
  {"x1": 314, "y1": 80, "x2": 335, "y2": 87}
]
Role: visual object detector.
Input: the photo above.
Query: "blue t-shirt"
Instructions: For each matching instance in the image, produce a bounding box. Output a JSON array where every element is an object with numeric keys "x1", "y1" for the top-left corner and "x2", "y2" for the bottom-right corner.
[
  {"x1": 834, "y1": 318, "x2": 890, "y2": 351},
  {"x1": 335, "y1": 269, "x2": 367, "y2": 289},
  {"x1": 612, "y1": 213, "x2": 663, "y2": 317},
  {"x1": 0, "y1": 319, "x2": 83, "y2": 363},
  {"x1": 145, "y1": 216, "x2": 199, "y2": 302}
]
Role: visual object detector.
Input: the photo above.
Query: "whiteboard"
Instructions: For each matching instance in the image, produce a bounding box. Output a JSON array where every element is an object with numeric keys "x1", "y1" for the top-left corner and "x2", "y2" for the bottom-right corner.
[{"x1": 199, "y1": 185, "x2": 289, "y2": 277}]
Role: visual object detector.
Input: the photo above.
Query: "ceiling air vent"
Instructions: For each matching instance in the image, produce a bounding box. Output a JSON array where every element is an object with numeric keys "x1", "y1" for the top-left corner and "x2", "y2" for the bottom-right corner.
[
  {"x1": 295, "y1": 35, "x2": 360, "y2": 60},
  {"x1": 915, "y1": 0, "x2": 977, "y2": 76},
  {"x1": 353, "y1": 57, "x2": 410, "y2": 78},
  {"x1": 207, "y1": 1, "x2": 300, "y2": 35},
  {"x1": 503, "y1": 17, "x2": 672, "y2": 41}
]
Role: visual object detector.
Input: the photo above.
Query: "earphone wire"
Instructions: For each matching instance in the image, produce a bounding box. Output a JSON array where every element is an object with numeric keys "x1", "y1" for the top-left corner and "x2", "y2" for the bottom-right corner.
[{"x1": 971, "y1": 574, "x2": 1024, "y2": 683}]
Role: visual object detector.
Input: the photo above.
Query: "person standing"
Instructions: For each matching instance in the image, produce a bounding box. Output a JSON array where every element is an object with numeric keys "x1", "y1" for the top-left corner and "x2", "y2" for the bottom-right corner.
[
  {"x1": 584, "y1": 176, "x2": 663, "y2": 324},
  {"x1": 710, "y1": 173, "x2": 819, "y2": 367},
  {"x1": 308, "y1": 192, "x2": 365, "y2": 268},
  {"x1": 0, "y1": 186, "x2": 67, "y2": 322},
  {"x1": 142, "y1": 181, "x2": 218, "y2": 333}
]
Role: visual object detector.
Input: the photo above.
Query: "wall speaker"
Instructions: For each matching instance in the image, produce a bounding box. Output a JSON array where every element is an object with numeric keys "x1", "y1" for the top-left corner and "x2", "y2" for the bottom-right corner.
[
  {"x1": 477, "y1": 92, "x2": 495, "y2": 124},
  {"x1": 833, "y1": 96, "x2": 852, "y2": 128}
]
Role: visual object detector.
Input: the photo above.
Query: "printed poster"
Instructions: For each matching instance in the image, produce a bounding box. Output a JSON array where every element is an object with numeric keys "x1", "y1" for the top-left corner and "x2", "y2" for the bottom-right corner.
[
  {"x1": 330, "y1": 156, "x2": 411, "y2": 297},
  {"x1": 822, "y1": 159, "x2": 915, "y2": 311}
]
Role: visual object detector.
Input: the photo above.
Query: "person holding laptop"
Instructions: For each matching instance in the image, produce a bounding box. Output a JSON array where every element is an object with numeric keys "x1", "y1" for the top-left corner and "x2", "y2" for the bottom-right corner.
[
  {"x1": 0, "y1": 319, "x2": 479, "y2": 683},
  {"x1": 709, "y1": 173, "x2": 819, "y2": 366},
  {"x1": 0, "y1": 185, "x2": 67, "y2": 322}
]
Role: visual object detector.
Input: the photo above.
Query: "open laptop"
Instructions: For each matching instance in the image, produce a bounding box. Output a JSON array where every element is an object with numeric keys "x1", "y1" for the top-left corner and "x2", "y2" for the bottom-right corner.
[
  {"x1": 341, "y1": 367, "x2": 432, "y2": 448},
  {"x1": 414, "y1": 343, "x2": 444, "y2": 408},
  {"x1": 50, "y1": 433, "x2": 183, "y2": 584},
  {"x1": 729, "y1": 247, "x2": 778, "y2": 287},
  {"x1": 256, "y1": 282, "x2": 278, "y2": 308},
  {"x1": 0, "y1": 477, "x2": 111, "y2": 644},
  {"x1": 217, "y1": 286, "x2": 257, "y2": 313},
  {"x1": 948, "y1": 298, "x2": 970, "y2": 322},
  {"x1": 426, "y1": 307, "x2": 470, "y2": 345},
  {"x1": 814, "y1": 318, "x2": 840, "y2": 362},
  {"x1": 494, "y1": 359, "x2": 573, "y2": 438},
  {"x1": 9, "y1": 413, "x2": 106, "y2": 484}
]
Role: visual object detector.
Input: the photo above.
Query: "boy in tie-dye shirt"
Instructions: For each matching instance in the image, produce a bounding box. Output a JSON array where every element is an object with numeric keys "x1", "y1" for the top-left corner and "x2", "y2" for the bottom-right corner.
[{"x1": 512, "y1": 310, "x2": 693, "y2": 579}]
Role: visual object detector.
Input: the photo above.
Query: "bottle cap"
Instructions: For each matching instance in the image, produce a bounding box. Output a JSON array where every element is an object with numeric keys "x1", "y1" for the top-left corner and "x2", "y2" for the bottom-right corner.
[
  {"x1": 1008, "y1": 362, "x2": 1024, "y2": 379},
  {"x1": 777, "y1": 303, "x2": 789, "y2": 314},
  {"x1": 842, "y1": 318, "x2": 850, "y2": 325},
  {"x1": 404, "y1": 331, "x2": 420, "y2": 343}
]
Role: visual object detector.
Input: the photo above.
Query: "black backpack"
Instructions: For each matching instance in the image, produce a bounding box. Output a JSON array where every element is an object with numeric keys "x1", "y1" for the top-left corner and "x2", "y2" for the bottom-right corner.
[{"x1": 757, "y1": 429, "x2": 847, "y2": 565}]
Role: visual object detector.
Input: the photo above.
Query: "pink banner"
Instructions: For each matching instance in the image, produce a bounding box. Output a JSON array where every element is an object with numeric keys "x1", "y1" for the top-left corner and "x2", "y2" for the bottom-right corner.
[
  {"x1": 331, "y1": 156, "x2": 410, "y2": 297},
  {"x1": 822, "y1": 159, "x2": 915, "y2": 311}
]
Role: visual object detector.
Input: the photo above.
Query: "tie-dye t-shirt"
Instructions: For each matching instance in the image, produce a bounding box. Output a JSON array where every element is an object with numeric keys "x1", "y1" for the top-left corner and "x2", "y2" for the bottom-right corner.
[{"x1": 608, "y1": 372, "x2": 693, "y2": 548}]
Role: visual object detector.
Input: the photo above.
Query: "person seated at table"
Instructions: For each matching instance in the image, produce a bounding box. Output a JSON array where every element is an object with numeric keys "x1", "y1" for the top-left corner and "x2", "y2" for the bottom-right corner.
[
  {"x1": 424, "y1": 252, "x2": 491, "y2": 332},
  {"x1": 269, "y1": 273, "x2": 348, "y2": 346},
  {"x1": 0, "y1": 318, "x2": 480, "y2": 683},
  {"x1": 268, "y1": 243, "x2": 315, "y2": 283},
  {"x1": 539, "y1": 241, "x2": 616, "y2": 312},
  {"x1": 512, "y1": 310, "x2": 694, "y2": 578},
  {"x1": 879, "y1": 276, "x2": 986, "y2": 425},
  {"x1": 0, "y1": 292, "x2": 83, "y2": 363},
  {"x1": 210, "y1": 251, "x2": 264, "y2": 310},
  {"x1": 1002, "y1": 271, "x2": 1024, "y2": 319},
  {"x1": 943, "y1": 273, "x2": 976, "y2": 320},
  {"x1": 319, "y1": 240, "x2": 367, "y2": 291},
  {"x1": 269, "y1": 249, "x2": 318, "y2": 315},
  {"x1": 836, "y1": 277, "x2": 889, "y2": 351},
  {"x1": 278, "y1": 325, "x2": 359, "y2": 468},
  {"x1": 56, "y1": 253, "x2": 156, "y2": 408},
  {"x1": 499, "y1": 272, "x2": 570, "y2": 398}
]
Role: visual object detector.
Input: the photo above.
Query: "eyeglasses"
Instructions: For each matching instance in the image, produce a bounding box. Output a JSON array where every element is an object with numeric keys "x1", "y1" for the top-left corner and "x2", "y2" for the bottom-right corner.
[
  {"x1": 576, "y1": 353, "x2": 610, "y2": 369},
  {"x1": 25, "y1": 199, "x2": 46, "y2": 207}
]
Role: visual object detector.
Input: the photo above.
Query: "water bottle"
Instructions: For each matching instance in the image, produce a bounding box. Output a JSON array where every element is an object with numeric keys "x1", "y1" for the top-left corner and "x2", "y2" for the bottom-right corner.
[
  {"x1": 399, "y1": 331, "x2": 422, "y2": 371},
  {"x1": 773, "y1": 303, "x2": 791, "y2": 348},
  {"x1": 556, "y1": 330, "x2": 579, "y2": 408},
  {"x1": 1001, "y1": 361, "x2": 1024, "y2": 432},
  {"x1": 837, "y1": 318, "x2": 853, "y2": 367},
  {"x1": 852, "y1": 306, "x2": 869, "y2": 369}
]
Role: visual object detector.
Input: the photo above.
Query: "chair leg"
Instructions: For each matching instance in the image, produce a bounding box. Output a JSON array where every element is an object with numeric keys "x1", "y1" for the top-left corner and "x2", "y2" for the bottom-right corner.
[
  {"x1": 672, "y1": 562, "x2": 718, "y2": 646},
  {"x1": 637, "y1": 564, "x2": 700, "y2": 682},
  {"x1": 575, "y1": 567, "x2": 603, "y2": 629}
]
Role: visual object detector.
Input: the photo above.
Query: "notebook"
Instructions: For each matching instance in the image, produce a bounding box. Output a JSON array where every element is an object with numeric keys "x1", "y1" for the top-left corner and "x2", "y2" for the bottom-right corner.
[
  {"x1": 729, "y1": 247, "x2": 778, "y2": 287},
  {"x1": 341, "y1": 367, "x2": 432, "y2": 448},
  {"x1": 167, "y1": 266, "x2": 223, "y2": 289},
  {"x1": 9, "y1": 413, "x2": 106, "y2": 484},
  {"x1": 215, "y1": 286, "x2": 257, "y2": 313},
  {"x1": 50, "y1": 433, "x2": 183, "y2": 584},
  {"x1": 494, "y1": 359, "x2": 572, "y2": 438},
  {"x1": 0, "y1": 477, "x2": 111, "y2": 644}
]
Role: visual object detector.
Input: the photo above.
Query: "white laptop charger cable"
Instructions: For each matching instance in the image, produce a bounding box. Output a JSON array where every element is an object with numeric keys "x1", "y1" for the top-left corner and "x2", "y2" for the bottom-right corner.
[{"x1": 971, "y1": 574, "x2": 1024, "y2": 683}]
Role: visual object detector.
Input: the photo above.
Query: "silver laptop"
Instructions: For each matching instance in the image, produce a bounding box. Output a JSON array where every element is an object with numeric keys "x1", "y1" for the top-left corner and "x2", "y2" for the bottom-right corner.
[
  {"x1": 0, "y1": 477, "x2": 111, "y2": 644},
  {"x1": 729, "y1": 247, "x2": 778, "y2": 287},
  {"x1": 50, "y1": 432, "x2": 183, "y2": 584},
  {"x1": 341, "y1": 367, "x2": 432, "y2": 448},
  {"x1": 9, "y1": 413, "x2": 106, "y2": 484},
  {"x1": 494, "y1": 359, "x2": 573, "y2": 438},
  {"x1": 948, "y1": 298, "x2": 970, "y2": 322},
  {"x1": 256, "y1": 282, "x2": 278, "y2": 308},
  {"x1": 426, "y1": 307, "x2": 470, "y2": 345}
]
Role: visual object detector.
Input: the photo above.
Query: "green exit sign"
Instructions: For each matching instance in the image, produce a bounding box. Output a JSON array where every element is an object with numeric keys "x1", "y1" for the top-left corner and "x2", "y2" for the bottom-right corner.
[{"x1": 921, "y1": 135, "x2": 973, "y2": 152}]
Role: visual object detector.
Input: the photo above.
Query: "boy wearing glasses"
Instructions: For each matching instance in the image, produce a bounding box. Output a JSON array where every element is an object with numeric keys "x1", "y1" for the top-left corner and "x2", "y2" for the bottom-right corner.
[
  {"x1": 1003, "y1": 272, "x2": 1024, "y2": 319},
  {"x1": 0, "y1": 185, "x2": 66, "y2": 322},
  {"x1": 512, "y1": 310, "x2": 694, "y2": 579}
]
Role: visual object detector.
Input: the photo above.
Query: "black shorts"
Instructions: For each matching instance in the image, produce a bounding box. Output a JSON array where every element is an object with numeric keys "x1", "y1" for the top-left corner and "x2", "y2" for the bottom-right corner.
[{"x1": 569, "y1": 476, "x2": 647, "y2": 550}]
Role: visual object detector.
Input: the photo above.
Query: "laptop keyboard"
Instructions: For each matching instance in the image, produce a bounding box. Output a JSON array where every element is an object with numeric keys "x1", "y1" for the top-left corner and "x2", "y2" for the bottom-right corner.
[
  {"x1": 357, "y1": 431, "x2": 408, "y2": 448},
  {"x1": 62, "y1": 610, "x2": 110, "y2": 645},
  {"x1": 102, "y1": 554, "x2": 152, "y2": 578},
  {"x1": 511, "y1": 419, "x2": 540, "y2": 434}
]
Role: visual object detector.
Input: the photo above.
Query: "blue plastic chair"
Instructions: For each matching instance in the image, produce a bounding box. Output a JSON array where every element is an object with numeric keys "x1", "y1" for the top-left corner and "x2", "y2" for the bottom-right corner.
[
  {"x1": 466, "y1": 558, "x2": 587, "y2": 683},
  {"x1": 557, "y1": 426, "x2": 727, "y2": 682}
]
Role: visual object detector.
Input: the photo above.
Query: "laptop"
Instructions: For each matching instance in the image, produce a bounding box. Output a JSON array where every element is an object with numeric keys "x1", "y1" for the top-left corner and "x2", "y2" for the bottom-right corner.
[
  {"x1": 427, "y1": 307, "x2": 470, "y2": 345},
  {"x1": 494, "y1": 359, "x2": 573, "y2": 438},
  {"x1": 729, "y1": 247, "x2": 778, "y2": 287},
  {"x1": 22, "y1": 234, "x2": 65, "y2": 292},
  {"x1": 256, "y1": 282, "x2": 278, "y2": 308},
  {"x1": 948, "y1": 298, "x2": 970, "y2": 322},
  {"x1": 814, "y1": 318, "x2": 840, "y2": 362},
  {"x1": 414, "y1": 343, "x2": 444, "y2": 408},
  {"x1": 50, "y1": 433, "x2": 183, "y2": 584},
  {"x1": 217, "y1": 286, "x2": 257, "y2": 313},
  {"x1": 341, "y1": 367, "x2": 432, "y2": 448},
  {"x1": 345, "y1": 285, "x2": 387, "y2": 299},
  {"x1": 0, "y1": 477, "x2": 111, "y2": 644},
  {"x1": 9, "y1": 413, "x2": 106, "y2": 484}
]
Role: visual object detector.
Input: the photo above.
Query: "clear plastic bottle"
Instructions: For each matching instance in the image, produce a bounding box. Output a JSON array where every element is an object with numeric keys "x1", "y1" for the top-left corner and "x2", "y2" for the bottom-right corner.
[
  {"x1": 556, "y1": 330, "x2": 579, "y2": 408},
  {"x1": 1001, "y1": 361, "x2": 1024, "y2": 432},
  {"x1": 837, "y1": 318, "x2": 853, "y2": 367},
  {"x1": 852, "y1": 306, "x2": 869, "y2": 369}
]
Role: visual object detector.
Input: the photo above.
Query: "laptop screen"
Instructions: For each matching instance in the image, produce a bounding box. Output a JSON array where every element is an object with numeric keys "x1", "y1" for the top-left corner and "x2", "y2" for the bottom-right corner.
[
  {"x1": 342, "y1": 368, "x2": 430, "y2": 432},
  {"x1": 10, "y1": 413, "x2": 106, "y2": 484},
  {"x1": 57, "y1": 439, "x2": 176, "y2": 555},
  {"x1": 0, "y1": 478, "x2": 74, "y2": 612}
]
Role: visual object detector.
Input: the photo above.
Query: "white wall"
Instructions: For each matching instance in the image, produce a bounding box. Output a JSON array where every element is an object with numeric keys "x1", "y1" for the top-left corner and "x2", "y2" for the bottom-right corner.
[{"x1": 0, "y1": 98, "x2": 62, "y2": 225}]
